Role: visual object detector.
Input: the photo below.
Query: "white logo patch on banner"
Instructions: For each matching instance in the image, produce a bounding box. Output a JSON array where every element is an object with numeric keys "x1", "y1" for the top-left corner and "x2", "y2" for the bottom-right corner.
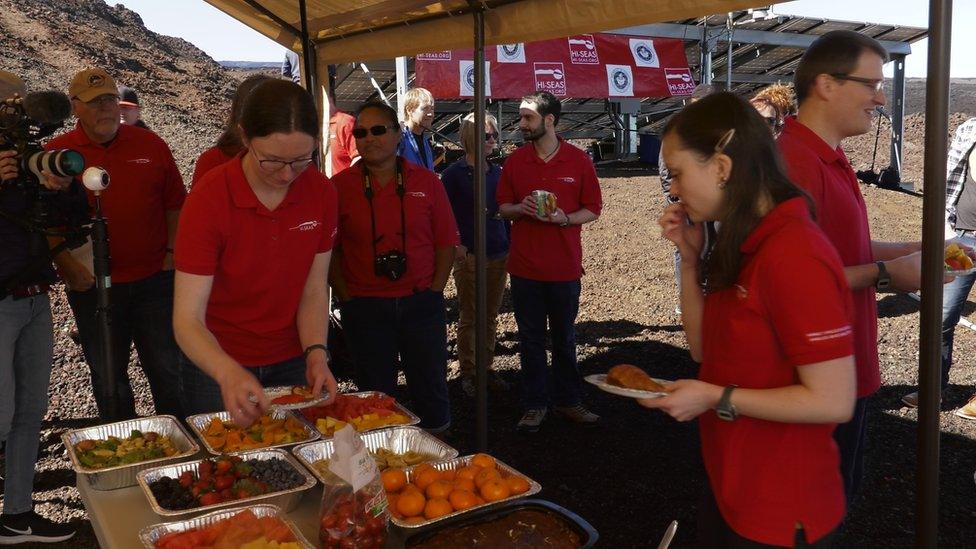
[
  {"x1": 533, "y1": 62, "x2": 567, "y2": 96},
  {"x1": 459, "y1": 60, "x2": 491, "y2": 97},
  {"x1": 497, "y1": 43, "x2": 525, "y2": 63},
  {"x1": 629, "y1": 39, "x2": 660, "y2": 68},
  {"x1": 568, "y1": 34, "x2": 599, "y2": 65},
  {"x1": 665, "y1": 68, "x2": 696, "y2": 96},
  {"x1": 606, "y1": 64, "x2": 634, "y2": 97}
]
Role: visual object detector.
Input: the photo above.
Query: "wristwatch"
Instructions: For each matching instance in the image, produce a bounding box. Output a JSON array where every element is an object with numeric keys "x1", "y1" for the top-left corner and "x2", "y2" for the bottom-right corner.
[
  {"x1": 716, "y1": 384, "x2": 738, "y2": 422},
  {"x1": 559, "y1": 213, "x2": 570, "y2": 227},
  {"x1": 875, "y1": 261, "x2": 891, "y2": 291},
  {"x1": 303, "y1": 344, "x2": 330, "y2": 361}
]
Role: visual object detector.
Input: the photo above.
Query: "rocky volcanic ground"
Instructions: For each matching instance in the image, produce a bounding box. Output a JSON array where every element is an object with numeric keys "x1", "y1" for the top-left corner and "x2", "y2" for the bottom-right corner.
[{"x1": 4, "y1": 1, "x2": 976, "y2": 547}]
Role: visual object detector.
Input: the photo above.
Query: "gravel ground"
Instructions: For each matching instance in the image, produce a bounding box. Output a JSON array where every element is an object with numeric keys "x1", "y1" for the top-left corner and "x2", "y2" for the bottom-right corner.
[{"x1": 16, "y1": 159, "x2": 976, "y2": 548}]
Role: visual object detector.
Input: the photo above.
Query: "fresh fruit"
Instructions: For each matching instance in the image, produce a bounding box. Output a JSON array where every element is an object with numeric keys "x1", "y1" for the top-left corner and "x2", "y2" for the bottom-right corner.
[
  {"x1": 381, "y1": 468, "x2": 407, "y2": 493},
  {"x1": 318, "y1": 491, "x2": 388, "y2": 549},
  {"x1": 414, "y1": 468, "x2": 440, "y2": 491},
  {"x1": 471, "y1": 453, "x2": 495, "y2": 469},
  {"x1": 396, "y1": 490, "x2": 426, "y2": 518},
  {"x1": 201, "y1": 414, "x2": 309, "y2": 452},
  {"x1": 448, "y1": 489, "x2": 478, "y2": 511},
  {"x1": 302, "y1": 394, "x2": 412, "y2": 436},
  {"x1": 425, "y1": 479, "x2": 453, "y2": 499},
  {"x1": 154, "y1": 509, "x2": 298, "y2": 549},
  {"x1": 506, "y1": 475, "x2": 530, "y2": 495},
  {"x1": 479, "y1": 479, "x2": 511, "y2": 502},
  {"x1": 945, "y1": 243, "x2": 974, "y2": 271},
  {"x1": 74, "y1": 429, "x2": 178, "y2": 469},
  {"x1": 474, "y1": 467, "x2": 501, "y2": 489},
  {"x1": 148, "y1": 456, "x2": 304, "y2": 511},
  {"x1": 424, "y1": 497, "x2": 453, "y2": 519}
]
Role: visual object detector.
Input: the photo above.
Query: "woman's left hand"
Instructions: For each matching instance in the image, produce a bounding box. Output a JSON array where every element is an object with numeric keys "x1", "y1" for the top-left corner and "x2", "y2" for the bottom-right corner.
[
  {"x1": 305, "y1": 350, "x2": 338, "y2": 403},
  {"x1": 638, "y1": 379, "x2": 723, "y2": 422}
]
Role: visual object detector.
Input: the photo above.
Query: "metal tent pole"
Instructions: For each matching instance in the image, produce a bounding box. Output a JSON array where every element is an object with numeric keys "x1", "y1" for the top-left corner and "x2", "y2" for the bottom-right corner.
[
  {"x1": 918, "y1": 1, "x2": 952, "y2": 547},
  {"x1": 891, "y1": 54, "x2": 907, "y2": 176},
  {"x1": 472, "y1": 6, "x2": 488, "y2": 452},
  {"x1": 298, "y1": 0, "x2": 315, "y2": 93}
]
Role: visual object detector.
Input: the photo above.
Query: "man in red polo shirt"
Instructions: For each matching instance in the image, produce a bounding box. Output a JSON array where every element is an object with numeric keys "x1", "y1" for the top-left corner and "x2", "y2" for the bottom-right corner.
[
  {"x1": 778, "y1": 31, "x2": 923, "y2": 503},
  {"x1": 330, "y1": 101, "x2": 458, "y2": 431},
  {"x1": 47, "y1": 68, "x2": 186, "y2": 421},
  {"x1": 498, "y1": 91, "x2": 603, "y2": 432},
  {"x1": 326, "y1": 90, "x2": 359, "y2": 177}
]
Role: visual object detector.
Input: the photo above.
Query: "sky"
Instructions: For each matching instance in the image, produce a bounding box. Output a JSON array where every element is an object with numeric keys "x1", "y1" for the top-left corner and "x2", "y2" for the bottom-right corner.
[{"x1": 113, "y1": 0, "x2": 973, "y2": 77}]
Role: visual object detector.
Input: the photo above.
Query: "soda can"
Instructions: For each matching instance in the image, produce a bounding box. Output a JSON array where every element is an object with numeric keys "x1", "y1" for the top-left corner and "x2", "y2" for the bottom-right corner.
[{"x1": 532, "y1": 190, "x2": 555, "y2": 217}]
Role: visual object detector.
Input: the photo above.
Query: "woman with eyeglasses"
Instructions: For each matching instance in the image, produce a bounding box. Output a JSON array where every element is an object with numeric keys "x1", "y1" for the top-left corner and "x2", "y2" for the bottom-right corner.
[
  {"x1": 641, "y1": 93, "x2": 856, "y2": 548},
  {"x1": 442, "y1": 111, "x2": 511, "y2": 397},
  {"x1": 329, "y1": 101, "x2": 459, "y2": 431},
  {"x1": 173, "y1": 79, "x2": 339, "y2": 427}
]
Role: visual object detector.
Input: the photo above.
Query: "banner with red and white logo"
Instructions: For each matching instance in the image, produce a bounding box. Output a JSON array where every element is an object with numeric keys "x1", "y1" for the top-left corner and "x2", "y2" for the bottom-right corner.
[{"x1": 415, "y1": 32, "x2": 692, "y2": 99}]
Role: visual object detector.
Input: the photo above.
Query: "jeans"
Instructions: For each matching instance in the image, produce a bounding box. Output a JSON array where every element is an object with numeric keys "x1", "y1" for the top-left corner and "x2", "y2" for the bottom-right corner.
[
  {"x1": 179, "y1": 354, "x2": 307, "y2": 416},
  {"x1": 452, "y1": 254, "x2": 508, "y2": 378},
  {"x1": 834, "y1": 396, "x2": 869, "y2": 505},
  {"x1": 941, "y1": 231, "x2": 976, "y2": 389},
  {"x1": 0, "y1": 294, "x2": 54, "y2": 515},
  {"x1": 339, "y1": 290, "x2": 451, "y2": 430},
  {"x1": 510, "y1": 276, "x2": 582, "y2": 410},
  {"x1": 67, "y1": 270, "x2": 183, "y2": 421}
]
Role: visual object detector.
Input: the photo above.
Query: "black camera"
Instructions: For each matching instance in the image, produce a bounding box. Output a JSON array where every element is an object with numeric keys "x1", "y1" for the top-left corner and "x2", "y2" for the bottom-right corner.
[{"x1": 374, "y1": 250, "x2": 407, "y2": 281}]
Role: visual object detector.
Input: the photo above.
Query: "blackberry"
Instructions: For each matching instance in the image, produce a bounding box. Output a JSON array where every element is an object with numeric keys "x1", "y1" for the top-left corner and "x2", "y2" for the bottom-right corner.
[{"x1": 245, "y1": 458, "x2": 304, "y2": 491}]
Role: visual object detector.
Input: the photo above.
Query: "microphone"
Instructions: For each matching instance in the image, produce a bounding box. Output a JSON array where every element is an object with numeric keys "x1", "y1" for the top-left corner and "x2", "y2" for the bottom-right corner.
[
  {"x1": 22, "y1": 91, "x2": 72, "y2": 126},
  {"x1": 875, "y1": 106, "x2": 891, "y2": 120}
]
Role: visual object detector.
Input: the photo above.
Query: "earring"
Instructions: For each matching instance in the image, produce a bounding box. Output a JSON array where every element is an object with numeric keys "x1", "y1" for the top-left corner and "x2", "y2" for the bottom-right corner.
[{"x1": 718, "y1": 177, "x2": 727, "y2": 189}]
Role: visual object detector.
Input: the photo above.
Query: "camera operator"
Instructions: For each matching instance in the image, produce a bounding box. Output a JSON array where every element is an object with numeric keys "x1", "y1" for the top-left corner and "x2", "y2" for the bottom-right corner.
[
  {"x1": 329, "y1": 101, "x2": 459, "y2": 432},
  {"x1": 0, "y1": 70, "x2": 75, "y2": 544},
  {"x1": 45, "y1": 68, "x2": 186, "y2": 421}
]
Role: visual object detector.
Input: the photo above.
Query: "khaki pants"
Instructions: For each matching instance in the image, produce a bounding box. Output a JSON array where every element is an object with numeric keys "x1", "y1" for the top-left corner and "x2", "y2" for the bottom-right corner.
[{"x1": 452, "y1": 254, "x2": 508, "y2": 378}]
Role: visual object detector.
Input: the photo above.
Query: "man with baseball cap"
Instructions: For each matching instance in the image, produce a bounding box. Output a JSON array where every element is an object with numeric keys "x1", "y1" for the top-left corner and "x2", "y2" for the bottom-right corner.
[
  {"x1": 0, "y1": 69, "x2": 77, "y2": 543},
  {"x1": 46, "y1": 68, "x2": 187, "y2": 422},
  {"x1": 118, "y1": 85, "x2": 150, "y2": 130}
]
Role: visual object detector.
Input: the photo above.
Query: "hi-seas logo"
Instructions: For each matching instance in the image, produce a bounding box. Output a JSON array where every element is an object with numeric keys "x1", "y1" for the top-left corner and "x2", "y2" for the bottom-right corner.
[
  {"x1": 289, "y1": 220, "x2": 321, "y2": 232},
  {"x1": 629, "y1": 39, "x2": 660, "y2": 68},
  {"x1": 665, "y1": 68, "x2": 696, "y2": 96},
  {"x1": 533, "y1": 62, "x2": 567, "y2": 96},
  {"x1": 568, "y1": 34, "x2": 599, "y2": 65},
  {"x1": 606, "y1": 65, "x2": 634, "y2": 97},
  {"x1": 497, "y1": 43, "x2": 525, "y2": 63},
  {"x1": 417, "y1": 51, "x2": 452, "y2": 61},
  {"x1": 459, "y1": 60, "x2": 491, "y2": 97}
]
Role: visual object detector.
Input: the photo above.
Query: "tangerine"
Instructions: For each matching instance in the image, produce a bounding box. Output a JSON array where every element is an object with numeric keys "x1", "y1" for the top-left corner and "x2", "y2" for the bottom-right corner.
[
  {"x1": 413, "y1": 463, "x2": 436, "y2": 478},
  {"x1": 439, "y1": 468, "x2": 457, "y2": 482},
  {"x1": 404, "y1": 516, "x2": 427, "y2": 525},
  {"x1": 506, "y1": 475, "x2": 530, "y2": 495},
  {"x1": 479, "y1": 479, "x2": 511, "y2": 502},
  {"x1": 471, "y1": 453, "x2": 496, "y2": 469},
  {"x1": 454, "y1": 478, "x2": 476, "y2": 493},
  {"x1": 425, "y1": 479, "x2": 454, "y2": 499},
  {"x1": 448, "y1": 489, "x2": 478, "y2": 511},
  {"x1": 381, "y1": 468, "x2": 407, "y2": 493},
  {"x1": 474, "y1": 467, "x2": 502, "y2": 488},
  {"x1": 456, "y1": 465, "x2": 482, "y2": 481},
  {"x1": 424, "y1": 497, "x2": 453, "y2": 519},
  {"x1": 387, "y1": 494, "x2": 403, "y2": 519},
  {"x1": 414, "y1": 469, "x2": 441, "y2": 491},
  {"x1": 396, "y1": 490, "x2": 426, "y2": 518}
]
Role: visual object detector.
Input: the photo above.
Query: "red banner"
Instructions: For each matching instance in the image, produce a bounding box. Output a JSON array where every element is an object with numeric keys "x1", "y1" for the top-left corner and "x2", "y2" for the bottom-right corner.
[{"x1": 415, "y1": 33, "x2": 695, "y2": 99}]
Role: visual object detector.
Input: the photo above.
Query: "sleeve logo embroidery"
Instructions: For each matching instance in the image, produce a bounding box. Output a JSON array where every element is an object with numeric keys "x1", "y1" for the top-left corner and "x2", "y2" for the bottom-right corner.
[{"x1": 805, "y1": 326, "x2": 853, "y2": 343}]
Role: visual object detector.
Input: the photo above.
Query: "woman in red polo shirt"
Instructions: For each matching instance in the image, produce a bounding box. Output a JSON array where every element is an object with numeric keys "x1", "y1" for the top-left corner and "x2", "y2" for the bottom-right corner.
[
  {"x1": 641, "y1": 93, "x2": 856, "y2": 548},
  {"x1": 174, "y1": 79, "x2": 338, "y2": 427}
]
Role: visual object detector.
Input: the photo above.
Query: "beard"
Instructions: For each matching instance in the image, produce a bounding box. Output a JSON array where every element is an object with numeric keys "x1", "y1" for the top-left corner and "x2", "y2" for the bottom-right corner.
[{"x1": 521, "y1": 124, "x2": 546, "y2": 142}]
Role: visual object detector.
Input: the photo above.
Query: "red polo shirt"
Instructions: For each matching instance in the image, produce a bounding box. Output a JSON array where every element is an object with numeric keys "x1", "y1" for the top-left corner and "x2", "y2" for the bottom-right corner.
[
  {"x1": 192, "y1": 146, "x2": 235, "y2": 186},
  {"x1": 700, "y1": 197, "x2": 853, "y2": 546},
  {"x1": 778, "y1": 116, "x2": 880, "y2": 397},
  {"x1": 174, "y1": 155, "x2": 338, "y2": 366},
  {"x1": 46, "y1": 123, "x2": 186, "y2": 283},
  {"x1": 497, "y1": 140, "x2": 602, "y2": 281},
  {"x1": 333, "y1": 159, "x2": 459, "y2": 298},
  {"x1": 330, "y1": 111, "x2": 359, "y2": 176}
]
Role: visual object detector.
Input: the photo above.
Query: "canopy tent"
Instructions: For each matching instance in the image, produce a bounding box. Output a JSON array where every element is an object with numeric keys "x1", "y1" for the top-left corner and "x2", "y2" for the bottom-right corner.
[{"x1": 201, "y1": 1, "x2": 952, "y2": 546}]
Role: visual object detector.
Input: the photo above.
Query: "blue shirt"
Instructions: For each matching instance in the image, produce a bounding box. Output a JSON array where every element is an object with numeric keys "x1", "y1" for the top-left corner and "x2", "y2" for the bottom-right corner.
[
  {"x1": 441, "y1": 157, "x2": 509, "y2": 259},
  {"x1": 398, "y1": 125, "x2": 435, "y2": 171}
]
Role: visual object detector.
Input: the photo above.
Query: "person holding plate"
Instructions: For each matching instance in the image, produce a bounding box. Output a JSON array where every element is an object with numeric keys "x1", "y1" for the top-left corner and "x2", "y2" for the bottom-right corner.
[
  {"x1": 173, "y1": 79, "x2": 339, "y2": 427},
  {"x1": 642, "y1": 93, "x2": 856, "y2": 548}
]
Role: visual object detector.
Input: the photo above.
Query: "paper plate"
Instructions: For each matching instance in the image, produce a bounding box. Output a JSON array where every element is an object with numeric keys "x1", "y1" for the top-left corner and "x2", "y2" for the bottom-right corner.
[
  {"x1": 584, "y1": 374, "x2": 670, "y2": 399},
  {"x1": 264, "y1": 386, "x2": 331, "y2": 410},
  {"x1": 945, "y1": 266, "x2": 976, "y2": 276}
]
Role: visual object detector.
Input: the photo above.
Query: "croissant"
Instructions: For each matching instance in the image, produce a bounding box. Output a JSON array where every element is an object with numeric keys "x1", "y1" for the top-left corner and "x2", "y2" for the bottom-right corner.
[{"x1": 607, "y1": 364, "x2": 666, "y2": 392}]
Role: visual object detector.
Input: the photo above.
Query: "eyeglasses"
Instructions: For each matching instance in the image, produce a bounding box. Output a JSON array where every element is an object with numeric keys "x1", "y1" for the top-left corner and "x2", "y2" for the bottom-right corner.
[
  {"x1": 830, "y1": 73, "x2": 885, "y2": 94},
  {"x1": 762, "y1": 116, "x2": 783, "y2": 131},
  {"x1": 74, "y1": 95, "x2": 120, "y2": 108},
  {"x1": 352, "y1": 125, "x2": 399, "y2": 139},
  {"x1": 253, "y1": 152, "x2": 314, "y2": 173},
  {"x1": 486, "y1": 131, "x2": 499, "y2": 141}
]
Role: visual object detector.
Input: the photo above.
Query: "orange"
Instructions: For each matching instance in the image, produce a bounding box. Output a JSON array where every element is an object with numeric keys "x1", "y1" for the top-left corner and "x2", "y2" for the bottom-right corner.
[
  {"x1": 448, "y1": 489, "x2": 478, "y2": 511},
  {"x1": 404, "y1": 516, "x2": 427, "y2": 525},
  {"x1": 456, "y1": 465, "x2": 481, "y2": 481},
  {"x1": 413, "y1": 463, "x2": 436, "y2": 478},
  {"x1": 439, "y1": 468, "x2": 457, "y2": 482},
  {"x1": 454, "y1": 478, "x2": 476, "y2": 493},
  {"x1": 505, "y1": 475, "x2": 530, "y2": 495},
  {"x1": 471, "y1": 453, "x2": 496, "y2": 469},
  {"x1": 396, "y1": 490, "x2": 426, "y2": 518},
  {"x1": 425, "y1": 479, "x2": 454, "y2": 499},
  {"x1": 381, "y1": 468, "x2": 407, "y2": 493},
  {"x1": 413, "y1": 468, "x2": 441, "y2": 491},
  {"x1": 474, "y1": 467, "x2": 501, "y2": 489},
  {"x1": 424, "y1": 497, "x2": 453, "y2": 520},
  {"x1": 386, "y1": 494, "x2": 403, "y2": 519},
  {"x1": 474, "y1": 495, "x2": 485, "y2": 505},
  {"x1": 479, "y1": 479, "x2": 511, "y2": 502}
]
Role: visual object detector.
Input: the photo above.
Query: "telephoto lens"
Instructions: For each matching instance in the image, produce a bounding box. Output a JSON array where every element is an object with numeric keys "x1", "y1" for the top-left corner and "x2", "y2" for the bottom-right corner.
[{"x1": 24, "y1": 148, "x2": 84, "y2": 179}]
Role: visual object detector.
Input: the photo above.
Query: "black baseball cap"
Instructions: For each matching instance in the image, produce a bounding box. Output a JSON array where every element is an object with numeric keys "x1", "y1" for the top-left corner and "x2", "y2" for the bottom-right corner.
[{"x1": 118, "y1": 85, "x2": 139, "y2": 107}]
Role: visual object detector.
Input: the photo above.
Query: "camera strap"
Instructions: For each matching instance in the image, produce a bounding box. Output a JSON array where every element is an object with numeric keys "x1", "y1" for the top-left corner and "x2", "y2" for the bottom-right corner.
[{"x1": 361, "y1": 160, "x2": 407, "y2": 264}]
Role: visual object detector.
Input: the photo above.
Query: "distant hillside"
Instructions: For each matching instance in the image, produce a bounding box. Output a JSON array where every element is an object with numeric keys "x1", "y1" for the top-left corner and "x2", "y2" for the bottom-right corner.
[{"x1": 219, "y1": 61, "x2": 280, "y2": 70}]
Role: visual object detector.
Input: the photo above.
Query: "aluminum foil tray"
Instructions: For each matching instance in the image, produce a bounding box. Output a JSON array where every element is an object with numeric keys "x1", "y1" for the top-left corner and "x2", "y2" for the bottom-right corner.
[
  {"x1": 136, "y1": 448, "x2": 316, "y2": 518},
  {"x1": 186, "y1": 408, "x2": 319, "y2": 455},
  {"x1": 138, "y1": 504, "x2": 315, "y2": 548},
  {"x1": 297, "y1": 391, "x2": 421, "y2": 438},
  {"x1": 62, "y1": 415, "x2": 200, "y2": 491},
  {"x1": 392, "y1": 455, "x2": 541, "y2": 530},
  {"x1": 293, "y1": 425, "x2": 459, "y2": 484}
]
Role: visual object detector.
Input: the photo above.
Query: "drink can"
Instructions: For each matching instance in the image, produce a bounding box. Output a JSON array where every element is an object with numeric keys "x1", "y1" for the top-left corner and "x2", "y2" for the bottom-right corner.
[{"x1": 532, "y1": 190, "x2": 555, "y2": 217}]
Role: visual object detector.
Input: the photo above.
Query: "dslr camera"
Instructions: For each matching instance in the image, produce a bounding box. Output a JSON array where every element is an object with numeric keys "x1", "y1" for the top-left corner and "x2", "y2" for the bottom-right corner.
[{"x1": 374, "y1": 250, "x2": 407, "y2": 281}]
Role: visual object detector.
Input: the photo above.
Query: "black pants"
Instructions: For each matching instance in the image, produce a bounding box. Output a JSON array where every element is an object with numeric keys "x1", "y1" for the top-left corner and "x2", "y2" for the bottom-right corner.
[{"x1": 833, "y1": 396, "x2": 869, "y2": 504}]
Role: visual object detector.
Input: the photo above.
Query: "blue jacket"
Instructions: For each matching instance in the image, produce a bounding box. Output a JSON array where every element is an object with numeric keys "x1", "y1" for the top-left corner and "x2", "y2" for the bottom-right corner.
[
  {"x1": 441, "y1": 157, "x2": 509, "y2": 259},
  {"x1": 398, "y1": 125, "x2": 435, "y2": 171}
]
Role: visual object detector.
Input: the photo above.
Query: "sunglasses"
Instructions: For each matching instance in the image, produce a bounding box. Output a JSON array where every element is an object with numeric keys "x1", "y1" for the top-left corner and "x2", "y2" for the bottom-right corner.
[
  {"x1": 486, "y1": 131, "x2": 499, "y2": 141},
  {"x1": 352, "y1": 125, "x2": 398, "y2": 139}
]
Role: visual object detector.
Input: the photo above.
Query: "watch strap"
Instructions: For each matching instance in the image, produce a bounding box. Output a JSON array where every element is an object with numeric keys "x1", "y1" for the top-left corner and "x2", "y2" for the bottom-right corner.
[
  {"x1": 303, "y1": 344, "x2": 329, "y2": 359},
  {"x1": 875, "y1": 261, "x2": 891, "y2": 290}
]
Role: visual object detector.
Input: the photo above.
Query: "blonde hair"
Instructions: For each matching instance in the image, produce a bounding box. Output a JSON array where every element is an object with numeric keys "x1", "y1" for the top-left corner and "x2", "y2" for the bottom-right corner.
[
  {"x1": 402, "y1": 87, "x2": 434, "y2": 118},
  {"x1": 459, "y1": 111, "x2": 499, "y2": 154},
  {"x1": 752, "y1": 83, "x2": 796, "y2": 117}
]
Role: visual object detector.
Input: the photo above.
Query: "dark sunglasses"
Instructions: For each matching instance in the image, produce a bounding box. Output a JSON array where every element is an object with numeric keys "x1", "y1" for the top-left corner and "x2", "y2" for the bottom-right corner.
[
  {"x1": 486, "y1": 131, "x2": 499, "y2": 141},
  {"x1": 762, "y1": 116, "x2": 783, "y2": 130},
  {"x1": 352, "y1": 125, "x2": 398, "y2": 139}
]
